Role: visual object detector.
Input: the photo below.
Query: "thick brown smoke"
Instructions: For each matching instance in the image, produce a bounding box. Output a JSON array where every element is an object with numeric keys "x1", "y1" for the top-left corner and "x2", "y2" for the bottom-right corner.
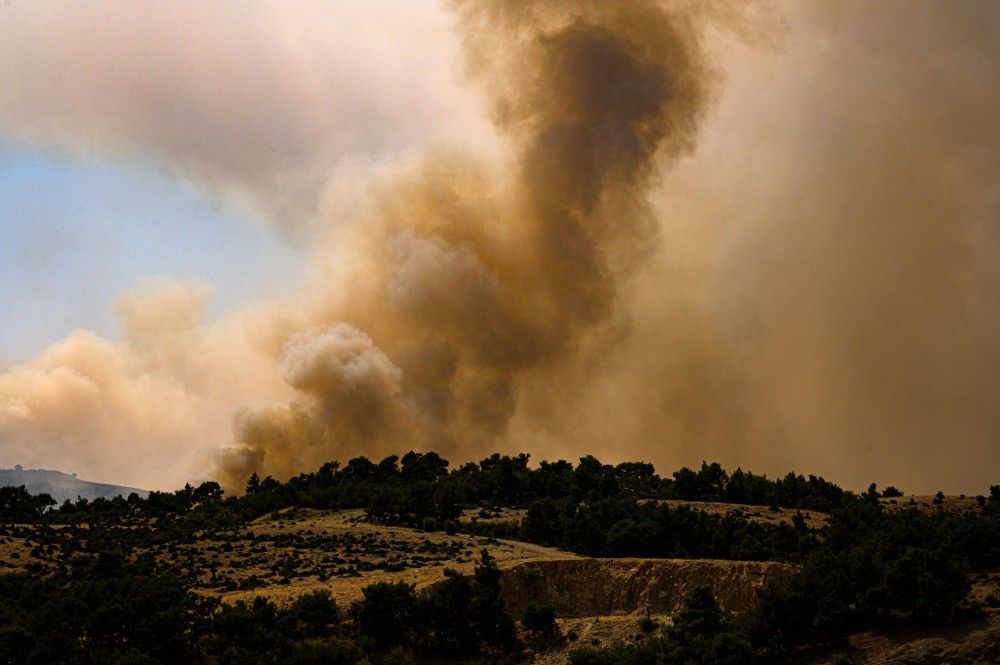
[
  {"x1": 215, "y1": 0, "x2": 724, "y2": 489},
  {"x1": 549, "y1": 0, "x2": 1000, "y2": 492},
  {"x1": 1, "y1": 1, "x2": 997, "y2": 493}
]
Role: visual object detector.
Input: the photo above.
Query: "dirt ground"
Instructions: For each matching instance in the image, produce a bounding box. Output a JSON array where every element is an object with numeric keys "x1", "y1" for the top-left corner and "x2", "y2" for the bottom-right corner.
[
  {"x1": 461, "y1": 500, "x2": 831, "y2": 531},
  {"x1": 654, "y1": 500, "x2": 830, "y2": 530},
  {"x1": 879, "y1": 494, "x2": 986, "y2": 515},
  {"x1": 530, "y1": 614, "x2": 673, "y2": 665},
  {"x1": 193, "y1": 508, "x2": 577, "y2": 608}
]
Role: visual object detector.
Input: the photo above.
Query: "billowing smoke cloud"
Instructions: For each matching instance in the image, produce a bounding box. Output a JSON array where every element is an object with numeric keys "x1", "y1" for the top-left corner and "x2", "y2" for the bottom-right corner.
[
  {"x1": 212, "y1": 0, "x2": 734, "y2": 489},
  {"x1": 0, "y1": 278, "x2": 296, "y2": 488},
  {"x1": 553, "y1": 0, "x2": 1000, "y2": 493},
  {"x1": 0, "y1": 280, "x2": 220, "y2": 485},
  {"x1": 0, "y1": 1, "x2": 998, "y2": 493}
]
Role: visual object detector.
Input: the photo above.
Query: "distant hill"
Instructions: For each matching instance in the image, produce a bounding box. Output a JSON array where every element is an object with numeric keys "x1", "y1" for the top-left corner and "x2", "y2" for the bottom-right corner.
[{"x1": 0, "y1": 465, "x2": 149, "y2": 503}]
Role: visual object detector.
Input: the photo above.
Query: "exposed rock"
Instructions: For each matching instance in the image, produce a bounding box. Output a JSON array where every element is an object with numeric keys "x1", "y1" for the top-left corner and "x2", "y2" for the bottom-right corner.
[
  {"x1": 875, "y1": 629, "x2": 1000, "y2": 665},
  {"x1": 843, "y1": 612, "x2": 1000, "y2": 665},
  {"x1": 500, "y1": 557, "x2": 794, "y2": 617}
]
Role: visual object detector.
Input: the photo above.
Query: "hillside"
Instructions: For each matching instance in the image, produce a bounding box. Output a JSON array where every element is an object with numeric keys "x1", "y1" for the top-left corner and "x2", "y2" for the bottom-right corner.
[
  {"x1": 0, "y1": 465, "x2": 148, "y2": 503},
  {"x1": 1, "y1": 452, "x2": 999, "y2": 665},
  {"x1": 2, "y1": 502, "x2": 997, "y2": 664}
]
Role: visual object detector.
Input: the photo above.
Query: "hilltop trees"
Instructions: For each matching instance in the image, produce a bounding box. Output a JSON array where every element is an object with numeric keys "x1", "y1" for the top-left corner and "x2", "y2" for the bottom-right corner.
[
  {"x1": 0, "y1": 485, "x2": 54, "y2": 523},
  {"x1": 7, "y1": 450, "x2": 854, "y2": 532}
]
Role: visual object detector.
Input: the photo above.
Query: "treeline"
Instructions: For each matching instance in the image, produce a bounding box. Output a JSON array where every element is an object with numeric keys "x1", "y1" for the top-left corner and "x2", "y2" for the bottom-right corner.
[
  {"x1": 0, "y1": 548, "x2": 521, "y2": 665},
  {"x1": 3, "y1": 452, "x2": 850, "y2": 529},
  {"x1": 238, "y1": 454, "x2": 851, "y2": 518},
  {"x1": 5, "y1": 452, "x2": 1000, "y2": 663},
  {"x1": 1, "y1": 453, "x2": 849, "y2": 565},
  {"x1": 0, "y1": 485, "x2": 59, "y2": 522},
  {"x1": 7, "y1": 453, "x2": 998, "y2": 572},
  {"x1": 470, "y1": 497, "x2": 815, "y2": 562}
]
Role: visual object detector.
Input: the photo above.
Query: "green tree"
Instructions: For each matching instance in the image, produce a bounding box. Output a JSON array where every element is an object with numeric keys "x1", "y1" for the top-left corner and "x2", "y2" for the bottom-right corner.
[
  {"x1": 470, "y1": 549, "x2": 518, "y2": 651},
  {"x1": 522, "y1": 603, "x2": 557, "y2": 637},
  {"x1": 350, "y1": 581, "x2": 416, "y2": 646}
]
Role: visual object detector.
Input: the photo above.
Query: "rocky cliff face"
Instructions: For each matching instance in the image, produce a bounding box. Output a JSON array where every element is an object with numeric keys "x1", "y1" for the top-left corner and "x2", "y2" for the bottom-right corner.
[{"x1": 499, "y1": 558, "x2": 794, "y2": 617}]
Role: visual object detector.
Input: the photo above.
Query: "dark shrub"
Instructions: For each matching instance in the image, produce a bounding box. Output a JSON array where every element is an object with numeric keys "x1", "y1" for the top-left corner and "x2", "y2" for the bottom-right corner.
[
  {"x1": 350, "y1": 581, "x2": 416, "y2": 646},
  {"x1": 522, "y1": 603, "x2": 557, "y2": 636}
]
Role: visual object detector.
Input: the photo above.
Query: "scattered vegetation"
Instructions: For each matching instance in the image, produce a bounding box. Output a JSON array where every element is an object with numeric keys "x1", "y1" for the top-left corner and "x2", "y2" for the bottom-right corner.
[{"x1": 2, "y1": 451, "x2": 999, "y2": 663}]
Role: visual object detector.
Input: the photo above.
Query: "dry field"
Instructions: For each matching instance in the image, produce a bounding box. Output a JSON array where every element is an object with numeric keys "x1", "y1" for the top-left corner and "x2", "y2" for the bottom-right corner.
[
  {"x1": 176, "y1": 508, "x2": 577, "y2": 608},
  {"x1": 0, "y1": 507, "x2": 792, "y2": 614},
  {"x1": 460, "y1": 506, "x2": 528, "y2": 524},
  {"x1": 879, "y1": 494, "x2": 985, "y2": 515},
  {"x1": 0, "y1": 533, "x2": 35, "y2": 573},
  {"x1": 462, "y1": 501, "x2": 831, "y2": 531},
  {"x1": 654, "y1": 500, "x2": 830, "y2": 530}
]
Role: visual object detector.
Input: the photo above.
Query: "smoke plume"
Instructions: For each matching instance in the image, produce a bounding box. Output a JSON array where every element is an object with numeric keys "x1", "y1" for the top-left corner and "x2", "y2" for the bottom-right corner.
[
  {"x1": 0, "y1": 1, "x2": 998, "y2": 493},
  {"x1": 213, "y1": 0, "x2": 729, "y2": 488}
]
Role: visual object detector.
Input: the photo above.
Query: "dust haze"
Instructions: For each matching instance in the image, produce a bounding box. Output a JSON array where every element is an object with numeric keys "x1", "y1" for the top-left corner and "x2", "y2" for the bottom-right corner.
[{"x1": 0, "y1": 1, "x2": 997, "y2": 493}]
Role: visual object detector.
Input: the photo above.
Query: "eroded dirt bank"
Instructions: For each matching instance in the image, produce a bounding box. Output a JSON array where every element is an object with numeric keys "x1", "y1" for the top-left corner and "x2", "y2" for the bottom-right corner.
[{"x1": 500, "y1": 557, "x2": 794, "y2": 617}]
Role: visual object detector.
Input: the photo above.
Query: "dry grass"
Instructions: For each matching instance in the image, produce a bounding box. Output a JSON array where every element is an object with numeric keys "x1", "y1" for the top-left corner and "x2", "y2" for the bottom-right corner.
[
  {"x1": 650, "y1": 500, "x2": 830, "y2": 530},
  {"x1": 462, "y1": 501, "x2": 830, "y2": 531},
  {"x1": 879, "y1": 494, "x2": 985, "y2": 515},
  {"x1": 162, "y1": 508, "x2": 577, "y2": 608},
  {"x1": 0, "y1": 534, "x2": 33, "y2": 572},
  {"x1": 532, "y1": 614, "x2": 673, "y2": 665},
  {"x1": 460, "y1": 506, "x2": 528, "y2": 525}
]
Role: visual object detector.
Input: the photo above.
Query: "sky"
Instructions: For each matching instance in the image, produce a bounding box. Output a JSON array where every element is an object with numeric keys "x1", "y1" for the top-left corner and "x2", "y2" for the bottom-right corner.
[
  {"x1": 0, "y1": 146, "x2": 302, "y2": 364},
  {"x1": 0, "y1": 0, "x2": 997, "y2": 494}
]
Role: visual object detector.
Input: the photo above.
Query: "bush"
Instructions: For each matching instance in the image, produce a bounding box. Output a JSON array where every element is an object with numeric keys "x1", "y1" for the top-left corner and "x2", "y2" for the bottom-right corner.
[
  {"x1": 569, "y1": 648, "x2": 615, "y2": 665},
  {"x1": 522, "y1": 604, "x2": 558, "y2": 636},
  {"x1": 419, "y1": 569, "x2": 477, "y2": 653},
  {"x1": 350, "y1": 582, "x2": 416, "y2": 646},
  {"x1": 568, "y1": 586, "x2": 753, "y2": 665},
  {"x1": 287, "y1": 637, "x2": 365, "y2": 665},
  {"x1": 285, "y1": 589, "x2": 338, "y2": 638}
]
